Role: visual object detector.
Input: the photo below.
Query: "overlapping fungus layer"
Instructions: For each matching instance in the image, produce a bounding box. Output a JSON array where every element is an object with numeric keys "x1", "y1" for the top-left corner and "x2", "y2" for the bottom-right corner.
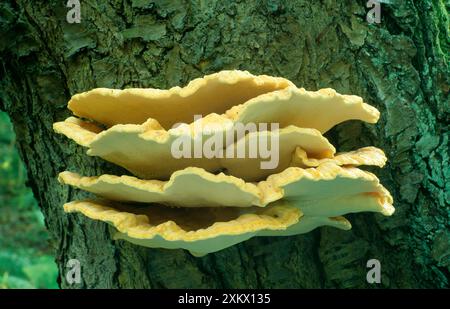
[{"x1": 54, "y1": 70, "x2": 393, "y2": 256}]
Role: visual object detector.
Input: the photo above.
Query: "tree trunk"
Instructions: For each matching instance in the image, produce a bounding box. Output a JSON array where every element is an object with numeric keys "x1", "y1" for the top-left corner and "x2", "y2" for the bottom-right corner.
[{"x1": 0, "y1": 0, "x2": 448, "y2": 288}]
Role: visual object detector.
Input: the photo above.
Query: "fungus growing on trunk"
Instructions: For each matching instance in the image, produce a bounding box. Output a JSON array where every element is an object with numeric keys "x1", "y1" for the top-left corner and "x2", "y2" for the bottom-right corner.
[
  {"x1": 54, "y1": 70, "x2": 394, "y2": 256},
  {"x1": 67, "y1": 70, "x2": 294, "y2": 129},
  {"x1": 63, "y1": 199, "x2": 350, "y2": 256},
  {"x1": 58, "y1": 162, "x2": 393, "y2": 216}
]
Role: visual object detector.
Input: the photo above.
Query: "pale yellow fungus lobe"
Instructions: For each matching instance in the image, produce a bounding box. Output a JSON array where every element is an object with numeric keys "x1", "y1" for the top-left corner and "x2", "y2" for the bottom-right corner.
[
  {"x1": 67, "y1": 71, "x2": 378, "y2": 134},
  {"x1": 68, "y1": 70, "x2": 294, "y2": 129},
  {"x1": 54, "y1": 118, "x2": 337, "y2": 180},
  {"x1": 225, "y1": 86, "x2": 380, "y2": 134},
  {"x1": 59, "y1": 162, "x2": 394, "y2": 217},
  {"x1": 54, "y1": 70, "x2": 381, "y2": 180},
  {"x1": 291, "y1": 146, "x2": 387, "y2": 168},
  {"x1": 63, "y1": 199, "x2": 350, "y2": 256},
  {"x1": 219, "y1": 126, "x2": 336, "y2": 181},
  {"x1": 53, "y1": 117, "x2": 102, "y2": 147}
]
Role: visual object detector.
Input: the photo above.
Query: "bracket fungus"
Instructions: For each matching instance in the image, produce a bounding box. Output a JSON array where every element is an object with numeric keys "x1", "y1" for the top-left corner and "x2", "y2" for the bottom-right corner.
[
  {"x1": 64, "y1": 199, "x2": 350, "y2": 257},
  {"x1": 54, "y1": 70, "x2": 394, "y2": 256},
  {"x1": 58, "y1": 162, "x2": 393, "y2": 217}
]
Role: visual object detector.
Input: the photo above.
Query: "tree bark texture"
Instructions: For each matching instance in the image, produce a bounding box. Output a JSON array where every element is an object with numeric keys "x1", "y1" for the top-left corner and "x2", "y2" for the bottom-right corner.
[{"x1": 0, "y1": 0, "x2": 448, "y2": 288}]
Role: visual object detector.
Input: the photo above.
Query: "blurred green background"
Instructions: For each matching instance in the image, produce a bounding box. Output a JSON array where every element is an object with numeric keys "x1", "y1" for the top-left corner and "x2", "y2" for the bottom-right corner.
[{"x1": 0, "y1": 111, "x2": 58, "y2": 289}]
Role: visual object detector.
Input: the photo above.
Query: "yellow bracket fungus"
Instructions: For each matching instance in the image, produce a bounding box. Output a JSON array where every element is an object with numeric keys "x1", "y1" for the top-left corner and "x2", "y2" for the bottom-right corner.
[
  {"x1": 66, "y1": 70, "x2": 378, "y2": 134},
  {"x1": 59, "y1": 161, "x2": 393, "y2": 217},
  {"x1": 54, "y1": 118, "x2": 337, "y2": 180},
  {"x1": 291, "y1": 146, "x2": 387, "y2": 168},
  {"x1": 63, "y1": 199, "x2": 350, "y2": 256},
  {"x1": 54, "y1": 70, "x2": 394, "y2": 256},
  {"x1": 54, "y1": 71, "x2": 380, "y2": 180},
  {"x1": 53, "y1": 118, "x2": 384, "y2": 181},
  {"x1": 224, "y1": 86, "x2": 379, "y2": 134},
  {"x1": 68, "y1": 70, "x2": 294, "y2": 129}
]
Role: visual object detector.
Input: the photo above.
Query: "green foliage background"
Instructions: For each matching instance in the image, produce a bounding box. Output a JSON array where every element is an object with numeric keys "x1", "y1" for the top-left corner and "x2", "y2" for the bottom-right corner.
[{"x1": 0, "y1": 111, "x2": 57, "y2": 289}]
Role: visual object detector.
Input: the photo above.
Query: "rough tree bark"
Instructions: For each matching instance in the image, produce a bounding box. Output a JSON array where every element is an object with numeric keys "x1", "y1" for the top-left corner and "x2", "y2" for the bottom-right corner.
[{"x1": 0, "y1": 0, "x2": 448, "y2": 288}]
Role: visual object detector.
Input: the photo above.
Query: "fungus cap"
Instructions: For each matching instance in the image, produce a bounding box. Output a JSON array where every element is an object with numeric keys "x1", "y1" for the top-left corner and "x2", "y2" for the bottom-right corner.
[
  {"x1": 54, "y1": 118, "x2": 336, "y2": 180},
  {"x1": 68, "y1": 70, "x2": 294, "y2": 129},
  {"x1": 67, "y1": 70, "x2": 378, "y2": 134},
  {"x1": 54, "y1": 70, "x2": 393, "y2": 256},
  {"x1": 291, "y1": 146, "x2": 387, "y2": 168},
  {"x1": 59, "y1": 161, "x2": 394, "y2": 217},
  {"x1": 64, "y1": 199, "x2": 350, "y2": 256}
]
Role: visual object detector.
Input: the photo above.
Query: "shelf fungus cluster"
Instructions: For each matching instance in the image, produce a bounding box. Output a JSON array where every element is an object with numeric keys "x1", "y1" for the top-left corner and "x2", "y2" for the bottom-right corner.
[{"x1": 54, "y1": 70, "x2": 394, "y2": 256}]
